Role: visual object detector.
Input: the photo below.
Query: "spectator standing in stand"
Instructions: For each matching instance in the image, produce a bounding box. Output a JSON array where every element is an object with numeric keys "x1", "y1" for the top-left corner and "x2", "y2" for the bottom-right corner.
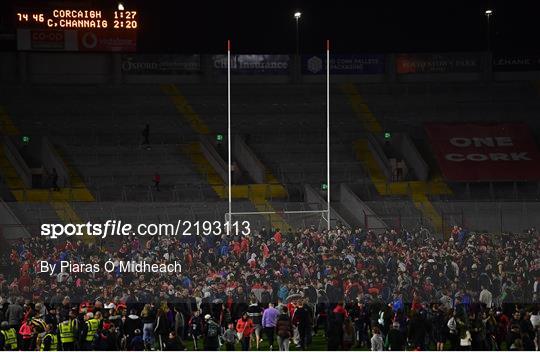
[
  {"x1": 153, "y1": 172, "x2": 161, "y2": 192},
  {"x1": 142, "y1": 124, "x2": 150, "y2": 147}
]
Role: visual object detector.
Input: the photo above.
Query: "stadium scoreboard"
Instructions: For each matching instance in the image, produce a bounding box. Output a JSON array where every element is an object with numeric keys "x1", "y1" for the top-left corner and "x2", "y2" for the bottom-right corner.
[
  {"x1": 15, "y1": 5, "x2": 139, "y2": 52},
  {"x1": 16, "y1": 8, "x2": 138, "y2": 30}
]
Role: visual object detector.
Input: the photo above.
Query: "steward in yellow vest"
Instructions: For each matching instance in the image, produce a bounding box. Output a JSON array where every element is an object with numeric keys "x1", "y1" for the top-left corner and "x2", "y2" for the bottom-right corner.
[
  {"x1": 0, "y1": 321, "x2": 18, "y2": 351},
  {"x1": 58, "y1": 318, "x2": 77, "y2": 350},
  {"x1": 40, "y1": 323, "x2": 58, "y2": 351}
]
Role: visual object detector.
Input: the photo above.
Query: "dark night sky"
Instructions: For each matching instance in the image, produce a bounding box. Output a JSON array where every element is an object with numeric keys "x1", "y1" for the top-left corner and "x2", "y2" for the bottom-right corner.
[{"x1": 2, "y1": 0, "x2": 540, "y2": 53}]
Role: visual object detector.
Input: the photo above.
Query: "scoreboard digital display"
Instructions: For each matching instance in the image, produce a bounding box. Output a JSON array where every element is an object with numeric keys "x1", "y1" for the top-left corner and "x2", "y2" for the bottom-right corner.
[
  {"x1": 15, "y1": 4, "x2": 139, "y2": 52},
  {"x1": 16, "y1": 8, "x2": 138, "y2": 30}
]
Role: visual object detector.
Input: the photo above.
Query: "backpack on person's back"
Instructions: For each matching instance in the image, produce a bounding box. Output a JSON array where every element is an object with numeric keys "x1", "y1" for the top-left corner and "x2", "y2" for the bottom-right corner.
[{"x1": 207, "y1": 321, "x2": 219, "y2": 338}]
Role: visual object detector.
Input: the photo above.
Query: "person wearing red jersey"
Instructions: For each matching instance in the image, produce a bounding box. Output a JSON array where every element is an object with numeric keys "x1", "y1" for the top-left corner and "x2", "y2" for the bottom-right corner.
[{"x1": 236, "y1": 312, "x2": 254, "y2": 351}]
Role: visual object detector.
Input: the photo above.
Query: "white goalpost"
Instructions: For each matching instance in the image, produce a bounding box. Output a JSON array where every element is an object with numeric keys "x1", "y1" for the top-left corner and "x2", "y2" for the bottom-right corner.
[{"x1": 225, "y1": 40, "x2": 331, "y2": 233}]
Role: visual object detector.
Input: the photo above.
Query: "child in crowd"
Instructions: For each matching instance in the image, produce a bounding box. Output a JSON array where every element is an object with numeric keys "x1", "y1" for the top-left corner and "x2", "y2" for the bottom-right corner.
[{"x1": 222, "y1": 323, "x2": 238, "y2": 351}]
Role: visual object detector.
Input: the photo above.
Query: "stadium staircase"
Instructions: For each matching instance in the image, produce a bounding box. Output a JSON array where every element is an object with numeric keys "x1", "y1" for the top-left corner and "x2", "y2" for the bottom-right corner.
[
  {"x1": 0, "y1": 105, "x2": 94, "y2": 240},
  {"x1": 0, "y1": 145, "x2": 25, "y2": 191},
  {"x1": 342, "y1": 83, "x2": 451, "y2": 233},
  {"x1": 161, "y1": 84, "x2": 290, "y2": 230}
]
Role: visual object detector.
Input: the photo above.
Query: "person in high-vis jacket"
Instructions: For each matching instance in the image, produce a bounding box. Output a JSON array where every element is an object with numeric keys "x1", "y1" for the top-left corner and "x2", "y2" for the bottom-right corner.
[
  {"x1": 31, "y1": 314, "x2": 48, "y2": 351},
  {"x1": 81, "y1": 312, "x2": 101, "y2": 350},
  {"x1": 58, "y1": 316, "x2": 77, "y2": 351},
  {"x1": 40, "y1": 323, "x2": 58, "y2": 351},
  {"x1": 0, "y1": 321, "x2": 18, "y2": 351}
]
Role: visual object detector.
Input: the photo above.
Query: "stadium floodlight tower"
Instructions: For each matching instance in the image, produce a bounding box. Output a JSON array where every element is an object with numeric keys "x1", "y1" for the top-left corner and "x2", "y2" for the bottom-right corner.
[
  {"x1": 294, "y1": 11, "x2": 302, "y2": 59},
  {"x1": 485, "y1": 9, "x2": 493, "y2": 51},
  {"x1": 225, "y1": 40, "x2": 332, "y2": 233}
]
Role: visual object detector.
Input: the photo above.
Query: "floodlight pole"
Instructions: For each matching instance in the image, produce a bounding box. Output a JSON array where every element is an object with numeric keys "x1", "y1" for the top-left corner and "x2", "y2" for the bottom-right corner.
[
  {"x1": 227, "y1": 39, "x2": 232, "y2": 236},
  {"x1": 485, "y1": 11, "x2": 492, "y2": 52},
  {"x1": 326, "y1": 39, "x2": 330, "y2": 231},
  {"x1": 295, "y1": 17, "x2": 300, "y2": 59}
]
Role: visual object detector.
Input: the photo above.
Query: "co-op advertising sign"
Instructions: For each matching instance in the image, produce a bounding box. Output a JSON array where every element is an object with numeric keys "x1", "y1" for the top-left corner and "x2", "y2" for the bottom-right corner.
[
  {"x1": 30, "y1": 30, "x2": 65, "y2": 49},
  {"x1": 425, "y1": 123, "x2": 540, "y2": 181},
  {"x1": 303, "y1": 54, "x2": 385, "y2": 74}
]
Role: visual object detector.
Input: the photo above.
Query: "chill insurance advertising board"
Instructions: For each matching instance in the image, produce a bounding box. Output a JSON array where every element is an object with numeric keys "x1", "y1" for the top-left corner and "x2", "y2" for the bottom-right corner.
[{"x1": 16, "y1": 4, "x2": 138, "y2": 52}]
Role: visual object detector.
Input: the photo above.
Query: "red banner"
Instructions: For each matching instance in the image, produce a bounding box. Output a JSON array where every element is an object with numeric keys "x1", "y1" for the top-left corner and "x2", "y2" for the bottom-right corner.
[{"x1": 425, "y1": 123, "x2": 540, "y2": 181}]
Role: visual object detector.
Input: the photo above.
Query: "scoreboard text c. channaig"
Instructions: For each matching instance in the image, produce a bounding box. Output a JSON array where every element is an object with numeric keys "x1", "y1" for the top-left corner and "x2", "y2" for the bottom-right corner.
[{"x1": 16, "y1": 9, "x2": 138, "y2": 29}]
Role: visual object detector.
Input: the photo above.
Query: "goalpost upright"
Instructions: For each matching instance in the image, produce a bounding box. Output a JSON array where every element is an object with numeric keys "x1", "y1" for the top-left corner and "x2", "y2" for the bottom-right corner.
[
  {"x1": 326, "y1": 39, "x2": 330, "y2": 231},
  {"x1": 227, "y1": 39, "x2": 232, "y2": 236},
  {"x1": 226, "y1": 40, "x2": 332, "y2": 232}
]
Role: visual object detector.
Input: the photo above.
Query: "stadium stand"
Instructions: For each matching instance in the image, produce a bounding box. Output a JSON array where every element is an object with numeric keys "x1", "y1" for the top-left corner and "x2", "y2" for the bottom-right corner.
[{"x1": 1, "y1": 79, "x2": 540, "y2": 232}]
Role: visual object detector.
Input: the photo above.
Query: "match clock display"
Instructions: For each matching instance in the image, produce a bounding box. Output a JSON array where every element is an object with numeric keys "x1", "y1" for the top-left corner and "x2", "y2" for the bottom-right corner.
[{"x1": 16, "y1": 7, "x2": 138, "y2": 30}]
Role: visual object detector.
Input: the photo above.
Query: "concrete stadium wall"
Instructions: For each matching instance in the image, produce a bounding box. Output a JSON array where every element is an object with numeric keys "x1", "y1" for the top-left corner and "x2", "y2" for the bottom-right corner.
[
  {"x1": 362, "y1": 199, "x2": 540, "y2": 234},
  {"x1": 304, "y1": 184, "x2": 349, "y2": 227},
  {"x1": 433, "y1": 201, "x2": 540, "y2": 234},
  {"x1": 234, "y1": 136, "x2": 266, "y2": 184},
  {"x1": 2, "y1": 51, "x2": 540, "y2": 85},
  {"x1": 339, "y1": 184, "x2": 387, "y2": 229},
  {"x1": 0, "y1": 199, "x2": 30, "y2": 239},
  {"x1": 2, "y1": 136, "x2": 32, "y2": 188}
]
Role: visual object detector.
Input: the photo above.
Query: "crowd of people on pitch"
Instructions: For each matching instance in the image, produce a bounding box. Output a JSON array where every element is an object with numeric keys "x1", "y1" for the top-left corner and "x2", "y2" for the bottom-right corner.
[{"x1": 0, "y1": 224, "x2": 538, "y2": 350}]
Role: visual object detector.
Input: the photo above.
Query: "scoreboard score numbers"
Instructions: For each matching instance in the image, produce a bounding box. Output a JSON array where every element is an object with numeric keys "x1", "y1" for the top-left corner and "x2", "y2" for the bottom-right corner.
[{"x1": 16, "y1": 8, "x2": 138, "y2": 30}]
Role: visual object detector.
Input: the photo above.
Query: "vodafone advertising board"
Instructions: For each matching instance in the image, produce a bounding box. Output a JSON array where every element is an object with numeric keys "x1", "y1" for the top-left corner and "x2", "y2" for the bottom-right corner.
[
  {"x1": 78, "y1": 30, "x2": 136, "y2": 52},
  {"x1": 425, "y1": 123, "x2": 540, "y2": 181}
]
